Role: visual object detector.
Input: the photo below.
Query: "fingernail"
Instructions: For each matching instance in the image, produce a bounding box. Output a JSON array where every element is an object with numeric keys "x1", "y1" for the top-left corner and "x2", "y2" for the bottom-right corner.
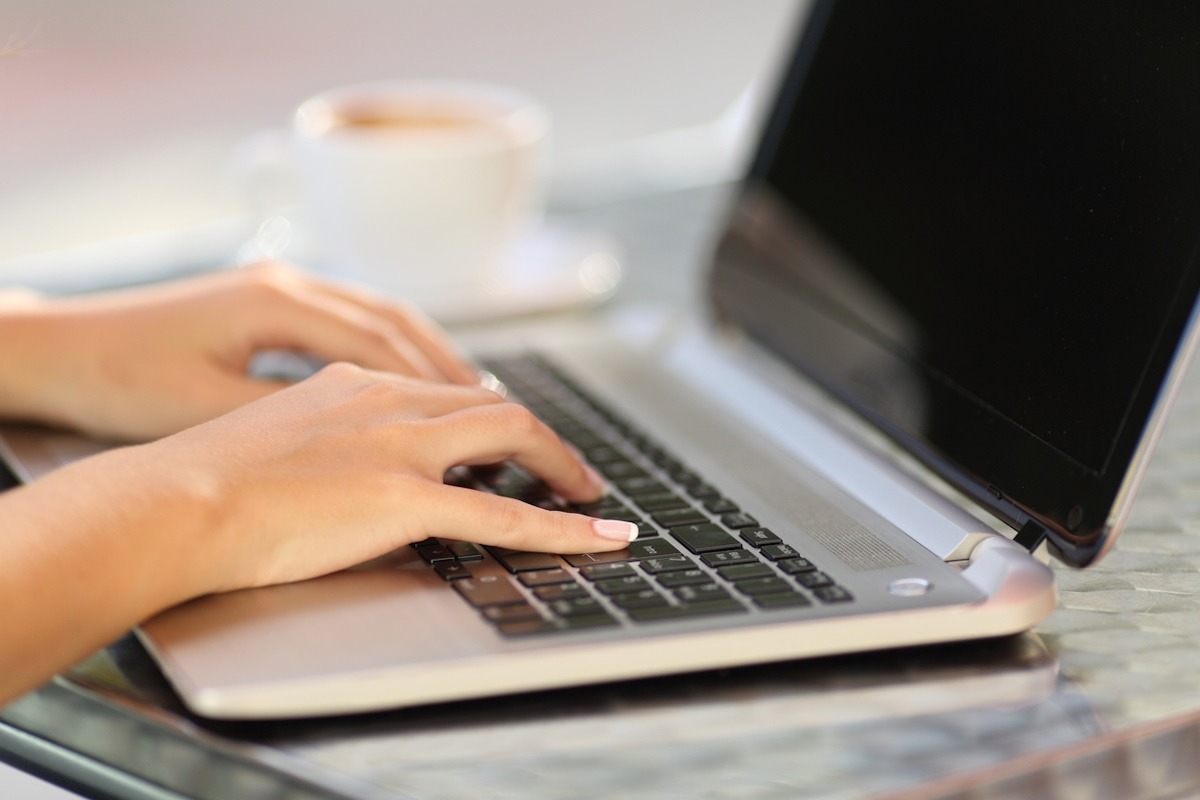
[
  {"x1": 477, "y1": 370, "x2": 508, "y2": 398},
  {"x1": 592, "y1": 519, "x2": 639, "y2": 542}
]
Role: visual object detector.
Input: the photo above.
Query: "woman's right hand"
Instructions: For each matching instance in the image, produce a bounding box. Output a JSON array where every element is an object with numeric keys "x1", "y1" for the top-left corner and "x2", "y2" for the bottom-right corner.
[
  {"x1": 0, "y1": 361, "x2": 637, "y2": 705},
  {"x1": 135, "y1": 361, "x2": 636, "y2": 602}
]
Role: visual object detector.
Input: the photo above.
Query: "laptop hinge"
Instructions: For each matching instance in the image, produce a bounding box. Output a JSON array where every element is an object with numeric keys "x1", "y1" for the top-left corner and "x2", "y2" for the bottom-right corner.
[{"x1": 1013, "y1": 519, "x2": 1049, "y2": 553}]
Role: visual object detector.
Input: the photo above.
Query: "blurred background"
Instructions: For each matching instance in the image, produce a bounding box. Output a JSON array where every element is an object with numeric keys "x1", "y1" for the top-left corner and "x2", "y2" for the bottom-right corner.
[{"x1": 0, "y1": 0, "x2": 803, "y2": 267}]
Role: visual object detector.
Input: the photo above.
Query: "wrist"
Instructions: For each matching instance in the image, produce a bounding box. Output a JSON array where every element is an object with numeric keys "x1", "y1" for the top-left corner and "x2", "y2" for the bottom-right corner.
[
  {"x1": 0, "y1": 305, "x2": 85, "y2": 428},
  {"x1": 32, "y1": 442, "x2": 228, "y2": 616},
  {"x1": 106, "y1": 442, "x2": 233, "y2": 609}
]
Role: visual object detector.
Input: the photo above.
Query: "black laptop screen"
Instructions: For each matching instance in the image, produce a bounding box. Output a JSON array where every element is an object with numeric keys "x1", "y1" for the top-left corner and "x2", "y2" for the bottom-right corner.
[{"x1": 710, "y1": 1, "x2": 1200, "y2": 566}]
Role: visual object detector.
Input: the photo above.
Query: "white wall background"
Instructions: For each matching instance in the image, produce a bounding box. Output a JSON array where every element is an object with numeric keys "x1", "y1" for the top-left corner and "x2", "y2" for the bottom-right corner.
[{"x1": 0, "y1": 1, "x2": 804, "y2": 261}]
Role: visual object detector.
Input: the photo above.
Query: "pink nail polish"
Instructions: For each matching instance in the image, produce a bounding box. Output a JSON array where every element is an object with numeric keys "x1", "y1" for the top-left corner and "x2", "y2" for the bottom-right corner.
[{"x1": 592, "y1": 519, "x2": 639, "y2": 542}]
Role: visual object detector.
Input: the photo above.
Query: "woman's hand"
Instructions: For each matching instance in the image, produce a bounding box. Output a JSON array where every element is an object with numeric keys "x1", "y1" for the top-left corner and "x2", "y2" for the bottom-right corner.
[
  {"x1": 0, "y1": 262, "x2": 479, "y2": 441},
  {"x1": 0, "y1": 363, "x2": 634, "y2": 703},
  {"x1": 138, "y1": 361, "x2": 634, "y2": 596}
]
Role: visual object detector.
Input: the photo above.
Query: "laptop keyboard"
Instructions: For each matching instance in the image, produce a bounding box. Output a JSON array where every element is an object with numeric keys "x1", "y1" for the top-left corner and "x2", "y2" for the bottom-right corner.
[{"x1": 410, "y1": 354, "x2": 854, "y2": 637}]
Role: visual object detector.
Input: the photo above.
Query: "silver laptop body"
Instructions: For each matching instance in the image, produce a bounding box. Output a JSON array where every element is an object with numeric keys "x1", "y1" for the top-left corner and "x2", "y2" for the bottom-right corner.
[{"x1": 3, "y1": 0, "x2": 1198, "y2": 718}]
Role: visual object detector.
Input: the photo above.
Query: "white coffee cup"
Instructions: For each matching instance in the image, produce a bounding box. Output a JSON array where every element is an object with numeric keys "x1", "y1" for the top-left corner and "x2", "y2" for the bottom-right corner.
[{"x1": 247, "y1": 80, "x2": 551, "y2": 306}]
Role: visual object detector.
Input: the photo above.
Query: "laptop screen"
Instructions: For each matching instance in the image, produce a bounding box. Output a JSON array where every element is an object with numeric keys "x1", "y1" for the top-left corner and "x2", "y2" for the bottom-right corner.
[{"x1": 710, "y1": 0, "x2": 1200, "y2": 566}]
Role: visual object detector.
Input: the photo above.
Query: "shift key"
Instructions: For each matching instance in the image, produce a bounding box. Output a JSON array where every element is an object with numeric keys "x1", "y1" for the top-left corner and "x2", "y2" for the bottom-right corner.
[{"x1": 563, "y1": 538, "x2": 681, "y2": 568}]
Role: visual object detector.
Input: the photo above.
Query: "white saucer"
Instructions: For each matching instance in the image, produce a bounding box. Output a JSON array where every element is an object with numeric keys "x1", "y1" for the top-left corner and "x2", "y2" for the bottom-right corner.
[
  {"x1": 1, "y1": 218, "x2": 624, "y2": 326},
  {"x1": 264, "y1": 221, "x2": 625, "y2": 325}
]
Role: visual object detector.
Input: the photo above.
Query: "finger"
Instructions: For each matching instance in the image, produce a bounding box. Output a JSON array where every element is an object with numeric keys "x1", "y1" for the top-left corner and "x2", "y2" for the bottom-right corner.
[
  {"x1": 180, "y1": 363, "x2": 496, "y2": 434},
  {"x1": 419, "y1": 484, "x2": 638, "y2": 553},
  {"x1": 368, "y1": 379, "x2": 511, "y2": 418},
  {"x1": 244, "y1": 284, "x2": 444, "y2": 381},
  {"x1": 310, "y1": 280, "x2": 478, "y2": 384},
  {"x1": 423, "y1": 403, "x2": 606, "y2": 502}
]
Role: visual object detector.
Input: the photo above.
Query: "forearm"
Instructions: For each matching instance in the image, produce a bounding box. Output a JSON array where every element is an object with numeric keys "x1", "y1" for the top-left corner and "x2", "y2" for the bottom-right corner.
[{"x1": 0, "y1": 445, "x2": 215, "y2": 703}]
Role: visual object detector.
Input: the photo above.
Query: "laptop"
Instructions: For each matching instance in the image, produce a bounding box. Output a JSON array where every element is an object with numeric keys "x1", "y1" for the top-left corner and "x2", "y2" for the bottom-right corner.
[{"x1": 3, "y1": 0, "x2": 1199, "y2": 719}]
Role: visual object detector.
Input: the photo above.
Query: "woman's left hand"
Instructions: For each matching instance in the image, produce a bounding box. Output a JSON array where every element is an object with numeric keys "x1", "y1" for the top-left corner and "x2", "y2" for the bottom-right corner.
[{"x1": 0, "y1": 261, "x2": 479, "y2": 440}]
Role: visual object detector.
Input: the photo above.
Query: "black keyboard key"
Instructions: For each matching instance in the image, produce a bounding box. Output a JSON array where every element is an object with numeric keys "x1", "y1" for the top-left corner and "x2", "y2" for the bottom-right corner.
[
  {"x1": 518, "y1": 568, "x2": 575, "y2": 587},
  {"x1": 454, "y1": 576, "x2": 525, "y2": 608},
  {"x1": 497, "y1": 619, "x2": 560, "y2": 637},
  {"x1": 546, "y1": 596, "x2": 608, "y2": 618},
  {"x1": 700, "y1": 549, "x2": 759, "y2": 568},
  {"x1": 761, "y1": 543, "x2": 802, "y2": 562},
  {"x1": 417, "y1": 545, "x2": 455, "y2": 564},
  {"x1": 574, "y1": 499, "x2": 638, "y2": 520},
  {"x1": 560, "y1": 613, "x2": 620, "y2": 630},
  {"x1": 614, "y1": 476, "x2": 668, "y2": 496},
  {"x1": 652, "y1": 508, "x2": 709, "y2": 528},
  {"x1": 655, "y1": 569, "x2": 712, "y2": 588},
  {"x1": 703, "y1": 497, "x2": 740, "y2": 514},
  {"x1": 482, "y1": 604, "x2": 543, "y2": 624},
  {"x1": 579, "y1": 562, "x2": 637, "y2": 581},
  {"x1": 533, "y1": 583, "x2": 589, "y2": 601},
  {"x1": 636, "y1": 522, "x2": 659, "y2": 538},
  {"x1": 627, "y1": 599, "x2": 747, "y2": 623},
  {"x1": 594, "y1": 575, "x2": 651, "y2": 595},
  {"x1": 720, "y1": 512, "x2": 759, "y2": 529},
  {"x1": 673, "y1": 583, "x2": 732, "y2": 603},
  {"x1": 754, "y1": 592, "x2": 813, "y2": 610},
  {"x1": 488, "y1": 548, "x2": 562, "y2": 573},
  {"x1": 564, "y1": 538, "x2": 680, "y2": 567},
  {"x1": 740, "y1": 528, "x2": 783, "y2": 548},
  {"x1": 633, "y1": 492, "x2": 691, "y2": 513},
  {"x1": 597, "y1": 507, "x2": 644, "y2": 524},
  {"x1": 795, "y1": 571, "x2": 835, "y2": 589},
  {"x1": 683, "y1": 482, "x2": 720, "y2": 499},
  {"x1": 670, "y1": 524, "x2": 740, "y2": 554},
  {"x1": 584, "y1": 445, "x2": 626, "y2": 464},
  {"x1": 485, "y1": 466, "x2": 545, "y2": 501},
  {"x1": 434, "y1": 562, "x2": 473, "y2": 581},
  {"x1": 732, "y1": 577, "x2": 792, "y2": 596},
  {"x1": 664, "y1": 465, "x2": 698, "y2": 484},
  {"x1": 563, "y1": 550, "x2": 635, "y2": 567},
  {"x1": 717, "y1": 562, "x2": 775, "y2": 582},
  {"x1": 629, "y1": 539, "x2": 681, "y2": 559},
  {"x1": 640, "y1": 555, "x2": 697, "y2": 574},
  {"x1": 814, "y1": 586, "x2": 854, "y2": 603},
  {"x1": 777, "y1": 557, "x2": 817, "y2": 574},
  {"x1": 446, "y1": 541, "x2": 484, "y2": 562},
  {"x1": 643, "y1": 447, "x2": 676, "y2": 468},
  {"x1": 599, "y1": 461, "x2": 649, "y2": 481},
  {"x1": 562, "y1": 430, "x2": 605, "y2": 450},
  {"x1": 628, "y1": 434, "x2": 659, "y2": 455},
  {"x1": 610, "y1": 589, "x2": 670, "y2": 610}
]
